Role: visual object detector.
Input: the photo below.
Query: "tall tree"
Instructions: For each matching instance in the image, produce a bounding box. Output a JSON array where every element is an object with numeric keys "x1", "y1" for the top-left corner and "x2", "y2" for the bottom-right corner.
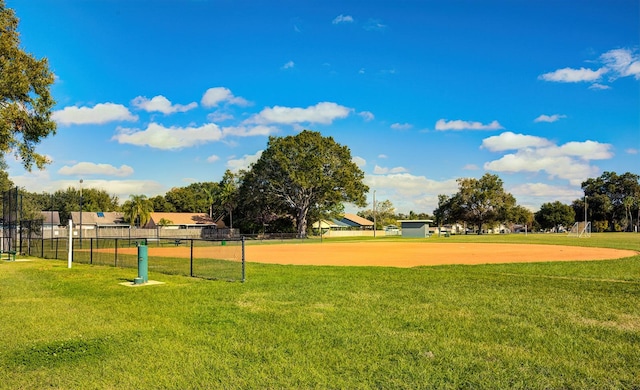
[
  {"x1": 535, "y1": 201, "x2": 575, "y2": 232},
  {"x1": 439, "y1": 173, "x2": 516, "y2": 233},
  {"x1": 508, "y1": 205, "x2": 534, "y2": 231},
  {"x1": 242, "y1": 130, "x2": 368, "y2": 237},
  {"x1": 582, "y1": 171, "x2": 640, "y2": 231},
  {"x1": 122, "y1": 194, "x2": 154, "y2": 228},
  {"x1": 0, "y1": 1, "x2": 56, "y2": 170},
  {"x1": 218, "y1": 170, "x2": 239, "y2": 228},
  {"x1": 358, "y1": 199, "x2": 396, "y2": 229}
]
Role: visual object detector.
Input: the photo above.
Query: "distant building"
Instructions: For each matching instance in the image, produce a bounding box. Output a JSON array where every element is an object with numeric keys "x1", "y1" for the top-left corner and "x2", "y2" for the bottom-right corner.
[
  {"x1": 399, "y1": 220, "x2": 433, "y2": 238},
  {"x1": 40, "y1": 211, "x2": 61, "y2": 229},
  {"x1": 144, "y1": 212, "x2": 223, "y2": 229},
  {"x1": 70, "y1": 211, "x2": 128, "y2": 230},
  {"x1": 340, "y1": 213, "x2": 374, "y2": 230}
]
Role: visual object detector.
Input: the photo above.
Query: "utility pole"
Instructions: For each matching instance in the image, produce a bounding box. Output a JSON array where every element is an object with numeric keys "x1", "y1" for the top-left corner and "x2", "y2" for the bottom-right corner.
[
  {"x1": 373, "y1": 190, "x2": 376, "y2": 238},
  {"x1": 79, "y1": 179, "x2": 83, "y2": 248}
]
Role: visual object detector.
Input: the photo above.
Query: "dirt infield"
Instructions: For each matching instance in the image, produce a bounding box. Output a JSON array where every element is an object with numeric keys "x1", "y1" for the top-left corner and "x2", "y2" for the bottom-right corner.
[
  {"x1": 244, "y1": 242, "x2": 637, "y2": 267},
  {"x1": 120, "y1": 242, "x2": 638, "y2": 268}
]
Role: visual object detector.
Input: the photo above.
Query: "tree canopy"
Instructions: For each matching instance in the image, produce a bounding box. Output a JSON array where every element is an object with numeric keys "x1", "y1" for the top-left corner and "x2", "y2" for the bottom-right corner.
[
  {"x1": 122, "y1": 195, "x2": 154, "y2": 228},
  {"x1": 535, "y1": 201, "x2": 575, "y2": 232},
  {"x1": 0, "y1": 1, "x2": 56, "y2": 170},
  {"x1": 581, "y1": 171, "x2": 640, "y2": 231},
  {"x1": 240, "y1": 130, "x2": 368, "y2": 237},
  {"x1": 358, "y1": 199, "x2": 397, "y2": 229},
  {"x1": 435, "y1": 173, "x2": 516, "y2": 233}
]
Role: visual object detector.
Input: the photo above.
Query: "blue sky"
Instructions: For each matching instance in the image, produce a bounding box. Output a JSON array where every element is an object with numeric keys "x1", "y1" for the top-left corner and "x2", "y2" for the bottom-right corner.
[{"x1": 6, "y1": 0, "x2": 640, "y2": 214}]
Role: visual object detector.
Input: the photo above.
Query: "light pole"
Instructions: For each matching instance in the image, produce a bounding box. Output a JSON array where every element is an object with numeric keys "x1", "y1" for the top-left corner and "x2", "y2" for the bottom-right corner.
[
  {"x1": 584, "y1": 195, "x2": 588, "y2": 227},
  {"x1": 373, "y1": 190, "x2": 376, "y2": 238},
  {"x1": 79, "y1": 179, "x2": 83, "y2": 248}
]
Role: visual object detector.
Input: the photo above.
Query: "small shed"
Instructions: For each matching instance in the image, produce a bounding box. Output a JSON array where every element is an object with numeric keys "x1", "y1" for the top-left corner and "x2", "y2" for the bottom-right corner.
[{"x1": 399, "y1": 219, "x2": 434, "y2": 238}]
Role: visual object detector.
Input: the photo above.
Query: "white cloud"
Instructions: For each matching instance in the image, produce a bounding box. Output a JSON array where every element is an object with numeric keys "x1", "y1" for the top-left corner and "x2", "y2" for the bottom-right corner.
[
  {"x1": 131, "y1": 95, "x2": 197, "y2": 114},
  {"x1": 510, "y1": 182, "x2": 584, "y2": 199},
  {"x1": 378, "y1": 154, "x2": 388, "y2": 159},
  {"x1": 52, "y1": 103, "x2": 138, "y2": 125},
  {"x1": 373, "y1": 165, "x2": 408, "y2": 174},
  {"x1": 462, "y1": 164, "x2": 479, "y2": 170},
  {"x1": 509, "y1": 183, "x2": 584, "y2": 209},
  {"x1": 483, "y1": 132, "x2": 613, "y2": 185},
  {"x1": 207, "y1": 111, "x2": 234, "y2": 122},
  {"x1": 58, "y1": 162, "x2": 134, "y2": 177},
  {"x1": 534, "y1": 114, "x2": 567, "y2": 123},
  {"x1": 538, "y1": 67, "x2": 608, "y2": 83},
  {"x1": 206, "y1": 155, "x2": 220, "y2": 163},
  {"x1": 359, "y1": 111, "x2": 375, "y2": 121},
  {"x1": 557, "y1": 140, "x2": 613, "y2": 160},
  {"x1": 352, "y1": 156, "x2": 366, "y2": 168},
  {"x1": 226, "y1": 150, "x2": 263, "y2": 172},
  {"x1": 435, "y1": 119, "x2": 504, "y2": 131},
  {"x1": 365, "y1": 173, "x2": 459, "y2": 212},
  {"x1": 332, "y1": 14, "x2": 354, "y2": 24},
  {"x1": 626, "y1": 148, "x2": 639, "y2": 155},
  {"x1": 222, "y1": 125, "x2": 278, "y2": 137},
  {"x1": 481, "y1": 132, "x2": 553, "y2": 151},
  {"x1": 390, "y1": 123, "x2": 412, "y2": 130},
  {"x1": 201, "y1": 87, "x2": 249, "y2": 108},
  {"x1": 363, "y1": 19, "x2": 387, "y2": 31},
  {"x1": 282, "y1": 61, "x2": 295, "y2": 70},
  {"x1": 246, "y1": 102, "x2": 351, "y2": 125},
  {"x1": 539, "y1": 48, "x2": 640, "y2": 87},
  {"x1": 600, "y1": 48, "x2": 640, "y2": 80},
  {"x1": 113, "y1": 122, "x2": 223, "y2": 150},
  {"x1": 10, "y1": 174, "x2": 165, "y2": 204}
]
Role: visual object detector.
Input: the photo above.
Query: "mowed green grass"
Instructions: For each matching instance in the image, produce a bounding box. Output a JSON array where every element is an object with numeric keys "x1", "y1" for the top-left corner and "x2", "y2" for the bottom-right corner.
[{"x1": 1, "y1": 233, "x2": 639, "y2": 389}]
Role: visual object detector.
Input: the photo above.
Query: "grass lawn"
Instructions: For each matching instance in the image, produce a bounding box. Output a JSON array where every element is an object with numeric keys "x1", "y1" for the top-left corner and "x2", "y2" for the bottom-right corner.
[{"x1": 1, "y1": 233, "x2": 639, "y2": 389}]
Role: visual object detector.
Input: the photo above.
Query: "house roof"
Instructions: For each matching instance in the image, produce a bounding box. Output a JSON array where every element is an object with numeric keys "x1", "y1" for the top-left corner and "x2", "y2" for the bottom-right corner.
[
  {"x1": 149, "y1": 212, "x2": 216, "y2": 226},
  {"x1": 70, "y1": 211, "x2": 126, "y2": 226},
  {"x1": 40, "y1": 211, "x2": 61, "y2": 225},
  {"x1": 341, "y1": 213, "x2": 374, "y2": 227},
  {"x1": 312, "y1": 219, "x2": 351, "y2": 229}
]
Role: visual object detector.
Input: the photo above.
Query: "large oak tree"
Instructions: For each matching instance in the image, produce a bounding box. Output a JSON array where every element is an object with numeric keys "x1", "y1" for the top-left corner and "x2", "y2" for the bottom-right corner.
[
  {"x1": 435, "y1": 173, "x2": 516, "y2": 233},
  {"x1": 0, "y1": 1, "x2": 56, "y2": 170},
  {"x1": 241, "y1": 130, "x2": 368, "y2": 237}
]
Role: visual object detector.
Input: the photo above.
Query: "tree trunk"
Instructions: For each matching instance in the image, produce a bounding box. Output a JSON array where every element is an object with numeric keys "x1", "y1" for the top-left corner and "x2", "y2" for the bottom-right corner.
[{"x1": 296, "y1": 207, "x2": 308, "y2": 238}]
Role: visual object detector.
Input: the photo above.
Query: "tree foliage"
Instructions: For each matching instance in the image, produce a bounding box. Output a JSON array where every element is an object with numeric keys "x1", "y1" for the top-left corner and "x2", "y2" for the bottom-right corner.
[
  {"x1": 358, "y1": 199, "x2": 397, "y2": 229},
  {"x1": 122, "y1": 194, "x2": 154, "y2": 228},
  {"x1": 241, "y1": 130, "x2": 368, "y2": 237},
  {"x1": 435, "y1": 173, "x2": 516, "y2": 232},
  {"x1": 0, "y1": 1, "x2": 56, "y2": 170},
  {"x1": 535, "y1": 201, "x2": 575, "y2": 232},
  {"x1": 581, "y1": 171, "x2": 640, "y2": 231},
  {"x1": 218, "y1": 170, "x2": 239, "y2": 228}
]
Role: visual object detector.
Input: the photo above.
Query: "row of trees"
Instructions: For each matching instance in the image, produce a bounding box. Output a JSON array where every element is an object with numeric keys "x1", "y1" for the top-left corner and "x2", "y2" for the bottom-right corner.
[
  {"x1": 431, "y1": 172, "x2": 640, "y2": 233},
  {"x1": 2, "y1": 149, "x2": 639, "y2": 236},
  {"x1": 2, "y1": 131, "x2": 368, "y2": 237}
]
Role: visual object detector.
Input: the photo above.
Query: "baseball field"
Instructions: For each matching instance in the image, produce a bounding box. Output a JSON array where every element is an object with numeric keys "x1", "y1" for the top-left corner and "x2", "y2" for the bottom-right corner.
[{"x1": 2, "y1": 233, "x2": 639, "y2": 389}]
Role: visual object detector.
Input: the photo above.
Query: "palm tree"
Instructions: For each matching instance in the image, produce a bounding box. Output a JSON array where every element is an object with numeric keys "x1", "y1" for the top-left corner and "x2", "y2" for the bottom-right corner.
[
  {"x1": 623, "y1": 196, "x2": 634, "y2": 232},
  {"x1": 219, "y1": 170, "x2": 238, "y2": 229},
  {"x1": 122, "y1": 194, "x2": 154, "y2": 228},
  {"x1": 203, "y1": 186, "x2": 215, "y2": 218}
]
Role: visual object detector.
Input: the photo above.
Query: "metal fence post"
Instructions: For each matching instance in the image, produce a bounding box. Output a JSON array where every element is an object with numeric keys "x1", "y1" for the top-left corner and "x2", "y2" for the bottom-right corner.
[
  {"x1": 241, "y1": 236, "x2": 245, "y2": 283},
  {"x1": 190, "y1": 239, "x2": 194, "y2": 277}
]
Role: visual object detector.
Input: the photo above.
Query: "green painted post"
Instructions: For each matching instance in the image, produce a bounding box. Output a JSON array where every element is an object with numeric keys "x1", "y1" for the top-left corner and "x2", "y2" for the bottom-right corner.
[{"x1": 134, "y1": 244, "x2": 148, "y2": 285}]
